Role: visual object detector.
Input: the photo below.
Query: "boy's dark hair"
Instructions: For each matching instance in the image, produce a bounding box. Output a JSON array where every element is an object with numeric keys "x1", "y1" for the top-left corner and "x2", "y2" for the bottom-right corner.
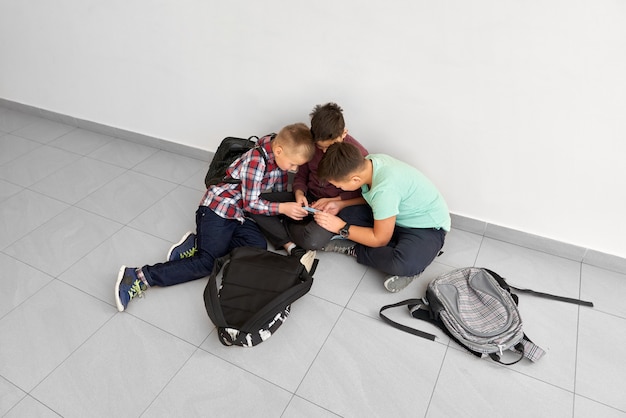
[
  {"x1": 318, "y1": 142, "x2": 365, "y2": 182},
  {"x1": 309, "y1": 102, "x2": 345, "y2": 142}
]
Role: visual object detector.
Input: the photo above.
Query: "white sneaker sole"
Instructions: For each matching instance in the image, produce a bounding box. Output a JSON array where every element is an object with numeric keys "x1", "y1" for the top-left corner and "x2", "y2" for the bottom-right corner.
[
  {"x1": 114, "y1": 265, "x2": 127, "y2": 312},
  {"x1": 383, "y1": 275, "x2": 417, "y2": 293},
  {"x1": 166, "y1": 231, "x2": 194, "y2": 261}
]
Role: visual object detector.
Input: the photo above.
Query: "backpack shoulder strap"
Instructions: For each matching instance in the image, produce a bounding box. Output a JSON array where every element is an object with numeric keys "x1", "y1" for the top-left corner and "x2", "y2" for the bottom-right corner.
[
  {"x1": 203, "y1": 253, "x2": 232, "y2": 330},
  {"x1": 251, "y1": 133, "x2": 276, "y2": 175},
  {"x1": 483, "y1": 268, "x2": 594, "y2": 307},
  {"x1": 379, "y1": 299, "x2": 438, "y2": 341},
  {"x1": 232, "y1": 271, "x2": 314, "y2": 346},
  {"x1": 507, "y1": 284, "x2": 594, "y2": 307},
  {"x1": 230, "y1": 257, "x2": 316, "y2": 346}
]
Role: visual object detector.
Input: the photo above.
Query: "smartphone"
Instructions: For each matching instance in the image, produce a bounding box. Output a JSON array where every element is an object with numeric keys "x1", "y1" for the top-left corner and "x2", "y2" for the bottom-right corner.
[{"x1": 303, "y1": 206, "x2": 319, "y2": 213}]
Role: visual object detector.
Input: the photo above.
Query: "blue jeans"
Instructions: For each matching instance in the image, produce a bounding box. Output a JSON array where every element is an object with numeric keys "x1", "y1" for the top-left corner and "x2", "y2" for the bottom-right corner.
[{"x1": 142, "y1": 206, "x2": 267, "y2": 287}]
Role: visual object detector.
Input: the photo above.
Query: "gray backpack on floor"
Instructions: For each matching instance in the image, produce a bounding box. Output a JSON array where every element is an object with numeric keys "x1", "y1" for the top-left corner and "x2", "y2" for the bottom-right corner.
[{"x1": 380, "y1": 267, "x2": 593, "y2": 364}]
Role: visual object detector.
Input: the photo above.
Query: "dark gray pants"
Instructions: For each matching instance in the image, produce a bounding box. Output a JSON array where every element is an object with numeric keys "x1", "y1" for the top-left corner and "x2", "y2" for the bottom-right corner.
[
  {"x1": 355, "y1": 226, "x2": 446, "y2": 277},
  {"x1": 249, "y1": 191, "x2": 373, "y2": 250}
]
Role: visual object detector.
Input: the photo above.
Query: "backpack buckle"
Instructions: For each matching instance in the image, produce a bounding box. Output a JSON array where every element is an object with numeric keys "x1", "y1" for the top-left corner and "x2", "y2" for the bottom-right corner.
[{"x1": 498, "y1": 344, "x2": 505, "y2": 356}]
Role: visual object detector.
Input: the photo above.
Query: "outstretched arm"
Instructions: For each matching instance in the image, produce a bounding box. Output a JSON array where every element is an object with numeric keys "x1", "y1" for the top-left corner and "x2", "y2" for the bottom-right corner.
[
  {"x1": 312, "y1": 196, "x2": 367, "y2": 215},
  {"x1": 313, "y1": 211, "x2": 395, "y2": 247}
]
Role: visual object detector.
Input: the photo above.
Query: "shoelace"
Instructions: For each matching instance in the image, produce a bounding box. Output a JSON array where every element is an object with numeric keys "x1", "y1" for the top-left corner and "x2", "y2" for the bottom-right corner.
[
  {"x1": 180, "y1": 247, "x2": 197, "y2": 259},
  {"x1": 128, "y1": 280, "x2": 146, "y2": 300}
]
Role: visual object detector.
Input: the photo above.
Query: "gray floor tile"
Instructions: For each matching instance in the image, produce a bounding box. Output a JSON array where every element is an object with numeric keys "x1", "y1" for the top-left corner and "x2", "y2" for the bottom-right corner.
[
  {"x1": 0, "y1": 109, "x2": 41, "y2": 133},
  {"x1": 574, "y1": 396, "x2": 626, "y2": 418},
  {"x1": 87, "y1": 137, "x2": 159, "y2": 169},
  {"x1": 0, "y1": 179, "x2": 22, "y2": 203},
  {"x1": 349, "y1": 260, "x2": 446, "y2": 318},
  {"x1": 0, "y1": 134, "x2": 41, "y2": 166},
  {"x1": 75, "y1": 170, "x2": 177, "y2": 224},
  {"x1": 4, "y1": 206, "x2": 122, "y2": 277},
  {"x1": 0, "y1": 144, "x2": 80, "y2": 187},
  {"x1": 3, "y1": 396, "x2": 62, "y2": 418},
  {"x1": 427, "y1": 347, "x2": 574, "y2": 417},
  {"x1": 48, "y1": 128, "x2": 114, "y2": 155},
  {"x1": 58, "y1": 227, "x2": 171, "y2": 307},
  {"x1": 436, "y1": 228, "x2": 483, "y2": 268},
  {"x1": 29, "y1": 156, "x2": 125, "y2": 204},
  {"x1": 581, "y1": 264, "x2": 626, "y2": 318},
  {"x1": 142, "y1": 349, "x2": 292, "y2": 418},
  {"x1": 201, "y1": 295, "x2": 343, "y2": 392},
  {"x1": 0, "y1": 189, "x2": 69, "y2": 250},
  {"x1": 0, "y1": 377, "x2": 25, "y2": 417},
  {"x1": 576, "y1": 308, "x2": 626, "y2": 412},
  {"x1": 128, "y1": 184, "x2": 200, "y2": 242},
  {"x1": 126, "y1": 278, "x2": 212, "y2": 346},
  {"x1": 184, "y1": 165, "x2": 210, "y2": 192},
  {"x1": 348, "y1": 261, "x2": 453, "y2": 343},
  {"x1": 0, "y1": 253, "x2": 53, "y2": 318},
  {"x1": 0, "y1": 280, "x2": 114, "y2": 392},
  {"x1": 307, "y1": 251, "x2": 368, "y2": 306},
  {"x1": 132, "y1": 150, "x2": 207, "y2": 184},
  {"x1": 31, "y1": 314, "x2": 195, "y2": 418},
  {"x1": 12, "y1": 119, "x2": 75, "y2": 144},
  {"x1": 283, "y1": 397, "x2": 342, "y2": 418},
  {"x1": 476, "y1": 237, "x2": 582, "y2": 300},
  {"x1": 297, "y1": 309, "x2": 447, "y2": 418}
]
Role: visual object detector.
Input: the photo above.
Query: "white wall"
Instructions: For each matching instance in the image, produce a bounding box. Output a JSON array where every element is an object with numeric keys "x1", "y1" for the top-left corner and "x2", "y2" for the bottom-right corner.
[{"x1": 1, "y1": 0, "x2": 625, "y2": 258}]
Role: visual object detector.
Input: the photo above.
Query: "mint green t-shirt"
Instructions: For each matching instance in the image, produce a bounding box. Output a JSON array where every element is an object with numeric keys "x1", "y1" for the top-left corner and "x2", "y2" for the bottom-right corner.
[{"x1": 361, "y1": 154, "x2": 451, "y2": 231}]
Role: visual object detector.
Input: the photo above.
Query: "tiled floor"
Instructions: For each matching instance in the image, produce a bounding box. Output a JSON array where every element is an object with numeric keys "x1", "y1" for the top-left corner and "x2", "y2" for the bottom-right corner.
[{"x1": 1, "y1": 105, "x2": 625, "y2": 418}]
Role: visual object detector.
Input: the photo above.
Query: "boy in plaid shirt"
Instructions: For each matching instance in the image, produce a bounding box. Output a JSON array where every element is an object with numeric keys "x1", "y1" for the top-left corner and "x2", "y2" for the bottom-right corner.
[{"x1": 115, "y1": 123, "x2": 316, "y2": 312}]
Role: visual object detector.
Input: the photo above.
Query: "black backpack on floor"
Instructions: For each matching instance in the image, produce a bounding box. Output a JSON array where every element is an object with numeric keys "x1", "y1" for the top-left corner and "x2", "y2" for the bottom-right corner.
[
  {"x1": 203, "y1": 246, "x2": 318, "y2": 347},
  {"x1": 204, "y1": 134, "x2": 274, "y2": 188}
]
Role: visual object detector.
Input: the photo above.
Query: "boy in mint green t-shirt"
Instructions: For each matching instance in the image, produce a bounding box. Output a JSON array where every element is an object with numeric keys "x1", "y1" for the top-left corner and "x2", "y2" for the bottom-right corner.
[{"x1": 313, "y1": 142, "x2": 450, "y2": 293}]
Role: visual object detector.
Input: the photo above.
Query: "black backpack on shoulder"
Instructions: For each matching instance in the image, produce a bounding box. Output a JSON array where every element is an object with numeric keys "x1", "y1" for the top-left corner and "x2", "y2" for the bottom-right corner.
[
  {"x1": 203, "y1": 246, "x2": 318, "y2": 347},
  {"x1": 204, "y1": 134, "x2": 275, "y2": 188}
]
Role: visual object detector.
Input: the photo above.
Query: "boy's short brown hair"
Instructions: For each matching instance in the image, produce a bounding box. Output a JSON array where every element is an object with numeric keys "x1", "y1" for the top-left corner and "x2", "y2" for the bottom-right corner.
[
  {"x1": 274, "y1": 123, "x2": 316, "y2": 160},
  {"x1": 318, "y1": 142, "x2": 366, "y2": 182},
  {"x1": 309, "y1": 102, "x2": 345, "y2": 142}
]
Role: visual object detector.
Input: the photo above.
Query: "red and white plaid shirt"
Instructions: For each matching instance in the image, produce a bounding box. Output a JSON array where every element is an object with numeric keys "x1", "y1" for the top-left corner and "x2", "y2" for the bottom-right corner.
[{"x1": 200, "y1": 135, "x2": 288, "y2": 222}]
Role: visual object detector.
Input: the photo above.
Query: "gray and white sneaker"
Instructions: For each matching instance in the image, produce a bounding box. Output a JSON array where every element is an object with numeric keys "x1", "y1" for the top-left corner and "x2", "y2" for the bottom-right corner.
[
  {"x1": 321, "y1": 239, "x2": 356, "y2": 256},
  {"x1": 383, "y1": 274, "x2": 420, "y2": 293}
]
